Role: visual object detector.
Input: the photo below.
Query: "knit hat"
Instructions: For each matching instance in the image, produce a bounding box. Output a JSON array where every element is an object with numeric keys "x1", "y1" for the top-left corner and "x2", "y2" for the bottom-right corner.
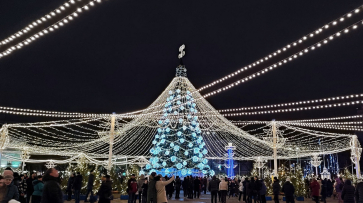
[
  {"x1": 4, "y1": 174, "x2": 14, "y2": 180},
  {"x1": 3, "y1": 170, "x2": 13, "y2": 177},
  {"x1": 9, "y1": 200, "x2": 20, "y2": 203},
  {"x1": 286, "y1": 177, "x2": 291, "y2": 182}
]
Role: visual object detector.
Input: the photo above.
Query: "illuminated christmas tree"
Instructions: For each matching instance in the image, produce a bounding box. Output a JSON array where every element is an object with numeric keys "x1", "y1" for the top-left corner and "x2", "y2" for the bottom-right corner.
[
  {"x1": 290, "y1": 165, "x2": 306, "y2": 197},
  {"x1": 109, "y1": 166, "x2": 122, "y2": 192},
  {"x1": 341, "y1": 167, "x2": 357, "y2": 184},
  {"x1": 145, "y1": 63, "x2": 214, "y2": 177}
]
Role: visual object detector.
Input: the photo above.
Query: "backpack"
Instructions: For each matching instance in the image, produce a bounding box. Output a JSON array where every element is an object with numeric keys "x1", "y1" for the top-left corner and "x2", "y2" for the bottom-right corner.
[{"x1": 131, "y1": 181, "x2": 138, "y2": 193}]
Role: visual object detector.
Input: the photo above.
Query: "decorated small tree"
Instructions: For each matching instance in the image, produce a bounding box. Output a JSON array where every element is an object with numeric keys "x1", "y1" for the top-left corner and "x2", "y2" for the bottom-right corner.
[
  {"x1": 290, "y1": 165, "x2": 306, "y2": 197},
  {"x1": 60, "y1": 163, "x2": 75, "y2": 192},
  {"x1": 341, "y1": 167, "x2": 357, "y2": 184},
  {"x1": 109, "y1": 166, "x2": 122, "y2": 192}
]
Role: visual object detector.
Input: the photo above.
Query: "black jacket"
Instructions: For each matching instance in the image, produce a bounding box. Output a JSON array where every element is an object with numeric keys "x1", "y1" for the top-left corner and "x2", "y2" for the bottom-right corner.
[
  {"x1": 40, "y1": 174, "x2": 64, "y2": 203},
  {"x1": 194, "y1": 178, "x2": 200, "y2": 190},
  {"x1": 73, "y1": 175, "x2": 83, "y2": 190},
  {"x1": 98, "y1": 180, "x2": 112, "y2": 203},
  {"x1": 254, "y1": 180, "x2": 262, "y2": 192},
  {"x1": 26, "y1": 177, "x2": 35, "y2": 194},
  {"x1": 342, "y1": 180, "x2": 355, "y2": 203},
  {"x1": 87, "y1": 174, "x2": 95, "y2": 189},
  {"x1": 2, "y1": 181, "x2": 19, "y2": 203},
  {"x1": 282, "y1": 181, "x2": 295, "y2": 197},
  {"x1": 355, "y1": 182, "x2": 363, "y2": 203},
  {"x1": 175, "y1": 178, "x2": 181, "y2": 188},
  {"x1": 66, "y1": 177, "x2": 74, "y2": 191},
  {"x1": 273, "y1": 180, "x2": 281, "y2": 195},
  {"x1": 209, "y1": 179, "x2": 220, "y2": 192}
]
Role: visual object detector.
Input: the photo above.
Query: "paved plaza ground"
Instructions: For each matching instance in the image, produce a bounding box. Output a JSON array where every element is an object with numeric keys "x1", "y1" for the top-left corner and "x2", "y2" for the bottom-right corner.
[{"x1": 64, "y1": 192, "x2": 341, "y2": 203}]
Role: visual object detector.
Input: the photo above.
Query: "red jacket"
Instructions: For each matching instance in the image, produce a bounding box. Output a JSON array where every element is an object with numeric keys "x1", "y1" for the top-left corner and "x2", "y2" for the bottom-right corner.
[{"x1": 310, "y1": 181, "x2": 320, "y2": 196}]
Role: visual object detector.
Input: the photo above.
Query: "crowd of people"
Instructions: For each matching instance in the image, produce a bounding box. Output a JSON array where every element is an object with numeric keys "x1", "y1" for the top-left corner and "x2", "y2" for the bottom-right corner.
[
  {"x1": 0, "y1": 167, "x2": 114, "y2": 203},
  {"x1": 2, "y1": 167, "x2": 363, "y2": 203}
]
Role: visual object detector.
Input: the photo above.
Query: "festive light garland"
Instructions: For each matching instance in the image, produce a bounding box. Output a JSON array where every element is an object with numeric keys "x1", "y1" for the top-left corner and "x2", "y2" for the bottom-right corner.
[
  {"x1": 0, "y1": 0, "x2": 102, "y2": 59},
  {"x1": 222, "y1": 100, "x2": 363, "y2": 116},
  {"x1": 198, "y1": 5, "x2": 363, "y2": 92},
  {"x1": 0, "y1": 0, "x2": 102, "y2": 48},
  {"x1": 202, "y1": 20, "x2": 363, "y2": 98},
  {"x1": 219, "y1": 93, "x2": 363, "y2": 112}
]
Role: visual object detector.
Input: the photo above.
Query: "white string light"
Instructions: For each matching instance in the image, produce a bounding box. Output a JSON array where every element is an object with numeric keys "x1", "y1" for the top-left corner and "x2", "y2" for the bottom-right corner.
[
  {"x1": 202, "y1": 20, "x2": 363, "y2": 98},
  {"x1": 0, "y1": 0, "x2": 103, "y2": 59},
  {"x1": 219, "y1": 93, "x2": 363, "y2": 112},
  {"x1": 197, "y1": 5, "x2": 363, "y2": 92},
  {"x1": 222, "y1": 100, "x2": 363, "y2": 116}
]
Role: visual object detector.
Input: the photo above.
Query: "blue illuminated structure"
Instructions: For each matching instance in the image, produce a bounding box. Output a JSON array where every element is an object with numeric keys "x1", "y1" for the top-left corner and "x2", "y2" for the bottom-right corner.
[{"x1": 225, "y1": 143, "x2": 236, "y2": 178}]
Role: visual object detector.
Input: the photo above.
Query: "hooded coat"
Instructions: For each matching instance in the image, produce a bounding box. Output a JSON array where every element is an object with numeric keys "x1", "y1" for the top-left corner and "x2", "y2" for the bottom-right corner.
[
  {"x1": 147, "y1": 175, "x2": 157, "y2": 203},
  {"x1": 341, "y1": 180, "x2": 355, "y2": 203},
  {"x1": 282, "y1": 181, "x2": 295, "y2": 197},
  {"x1": 310, "y1": 180, "x2": 320, "y2": 196},
  {"x1": 98, "y1": 180, "x2": 112, "y2": 203},
  {"x1": 155, "y1": 176, "x2": 175, "y2": 203},
  {"x1": 272, "y1": 180, "x2": 280, "y2": 195},
  {"x1": 209, "y1": 178, "x2": 220, "y2": 192},
  {"x1": 32, "y1": 180, "x2": 44, "y2": 196},
  {"x1": 40, "y1": 174, "x2": 63, "y2": 203}
]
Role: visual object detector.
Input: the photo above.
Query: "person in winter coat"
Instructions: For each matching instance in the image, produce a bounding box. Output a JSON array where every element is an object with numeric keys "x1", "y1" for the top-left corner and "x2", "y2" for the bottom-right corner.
[
  {"x1": 281, "y1": 177, "x2": 295, "y2": 203},
  {"x1": 229, "y1": 180, "x2": 237, "y2": 198},
  {"x1": 147, "y1": 172, "x2": 157, "y2": 203},
  {"x1": 166, "y1": 177, "x2": 174, "y2": 199},
  {"x1": 327, "y1": 179, "x2": 333, "y2": 197},
  {"x1": 174, "y1": 176, "x2": 181, "y2": 199},
  {"x1": 238, "y1": 178, "x2": 244, "y2": 202},
  {"x1": 335, "y1": 177, "x2": 344, "y2": 203},
  {"x1": 97, "y1": 175, "x2": 112, "y2": 203},
  {"x1": 3, "y1": 174, "x2": 20, "y2": 202},
  {"x1": 182, "y1": 177, "x2": 189, "y2": 198},
  {"x1": 138, "y1": 175, "x2": 146, "y2": 203},
  {"x1": 248, "y1": 177, "x2": 256, "y2": 203},
  {"x1": 41, "y1": 168, "x2": 64, "y2": 203},
  {"x1": 26, "y1": 173, "x2": 36, "y2": 203},
  {"x1": 243, "y1": 177, "x2": 249, "y2": 203},
  {"x1": 85, "y1": 170, "x2": 95, "y2": 202},
  {"x1": 355, "y1": 180, "x2": 363, "y2": 203},
  {"x1": 341, "y1": 179, "x2": 355, "y2": 203},
  {"x1": 128, "y1": 174, "x2": 138, "y2": 203},
  {"x1": 72, "y1": 172, "x2": 83, "y2": 203},
  {"x1": 320, "y1": 178, "x2": 327, "y2": 203},
  {"x1": 32, "y1": 175, "x2": 44, "y2": 203},
  {"x1": 203, "y1": 177, "x2": 208, "y2": 194},
  {"x1": 18, "y1": 175, "x2": 26, "y2": 203},
  {"x1": 142, "y1": 179, "x2": 148, "y2": 203},
  {"x1": 188, "y1": 176, "x2": 194, "y2": 199},
  {"x1": 310, "y1": 178, "x2": 320, "y2": 203},
  {"x1": 253, "y1": 176, "x2": 262, "y2": 202},
  {"x1": 273, "y1": 177, "x2": 281, "y2": 203},
  {"x1": 155, "y1": 175, "x2": 175, "y2": 203},
  {"x1": 219, "y1": 177, "x2": 228, "y2": 203},
  {"x1": 66, "y1": 173, "x2": 75, "y2": 201},
  {"x1": 259, "y1": 180, "x2": 267, "y2": 203},
  {"x1": 0, "y1": 176, "x2": 8, "y2": 203},
  {"x1": 209, "y1": 176, "x2": 220, "y2": 203}
]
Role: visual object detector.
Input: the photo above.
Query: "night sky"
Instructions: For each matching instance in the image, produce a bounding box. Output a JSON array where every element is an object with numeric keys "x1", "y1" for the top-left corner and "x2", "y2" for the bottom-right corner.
[{"x1": 1, "y1": 0, "x2": 363, "y2": 124}]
